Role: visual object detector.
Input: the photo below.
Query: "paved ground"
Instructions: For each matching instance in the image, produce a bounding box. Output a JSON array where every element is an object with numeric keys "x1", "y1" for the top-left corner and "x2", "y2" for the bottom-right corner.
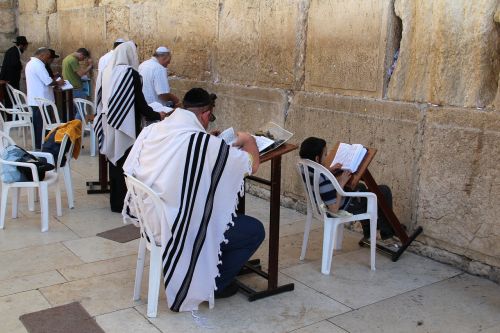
[{"x1": 0, "y1": 135, "x2": 499, "y2": 333}]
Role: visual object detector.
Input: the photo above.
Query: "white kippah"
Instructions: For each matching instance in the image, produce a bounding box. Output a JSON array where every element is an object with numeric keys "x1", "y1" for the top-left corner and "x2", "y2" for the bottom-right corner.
[
  {"x1": 155, "y1": 46, "x2": 170, "y2": 54},
  {"x1": 115, "y1": 38, "x2": 126, "y2": 43}
]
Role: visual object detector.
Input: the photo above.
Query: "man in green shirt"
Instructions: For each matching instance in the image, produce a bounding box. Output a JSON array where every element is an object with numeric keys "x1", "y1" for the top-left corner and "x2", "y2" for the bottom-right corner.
[{"x1": 62, "y1": 47, "x2": 93, "y2": 118}]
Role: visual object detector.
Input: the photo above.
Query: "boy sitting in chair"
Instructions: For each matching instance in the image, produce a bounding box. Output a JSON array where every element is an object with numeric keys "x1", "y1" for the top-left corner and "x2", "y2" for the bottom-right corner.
[{"x1": 299, "y1": 137, "x2": 396, "y2": 242}]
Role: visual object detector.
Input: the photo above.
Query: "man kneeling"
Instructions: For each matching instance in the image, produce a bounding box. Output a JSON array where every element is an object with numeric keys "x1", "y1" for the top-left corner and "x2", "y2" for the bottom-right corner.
[{"x1": 123, "y1": 88, "x2": 264, "y2": 312}]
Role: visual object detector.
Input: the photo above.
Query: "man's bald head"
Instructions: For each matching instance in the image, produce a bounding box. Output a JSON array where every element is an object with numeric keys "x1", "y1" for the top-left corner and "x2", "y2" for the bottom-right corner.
[{"x1": 34, "y1": 47, "x2": 52, "y2": 64}]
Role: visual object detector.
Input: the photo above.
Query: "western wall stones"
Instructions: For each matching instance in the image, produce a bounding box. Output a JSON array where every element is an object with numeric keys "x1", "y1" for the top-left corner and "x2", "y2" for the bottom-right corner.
[{"x1": 388, "y1": 0, "x2": 500, "y2": 108}]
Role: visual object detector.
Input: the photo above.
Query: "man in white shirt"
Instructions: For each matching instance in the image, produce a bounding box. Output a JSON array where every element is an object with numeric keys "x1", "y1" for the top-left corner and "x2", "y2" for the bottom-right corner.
[
  {"x1": 25, "y1": 47, "x2": 64, "y2": 148},
  {"x1": 138, "y1": 46, "x2": 179, "y2": 107},
  {"x1": 98, "y1": 38, "x2": 125, "y2": 73}
]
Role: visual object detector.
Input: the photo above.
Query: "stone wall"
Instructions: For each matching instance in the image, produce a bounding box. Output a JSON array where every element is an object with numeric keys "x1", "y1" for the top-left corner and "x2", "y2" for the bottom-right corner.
[
  {"x1": 0, "y1": 0, "x2": 17, "y2": 63},
  {"x1": 14, "y1": 0, "x2": 500, "y2": 281}
]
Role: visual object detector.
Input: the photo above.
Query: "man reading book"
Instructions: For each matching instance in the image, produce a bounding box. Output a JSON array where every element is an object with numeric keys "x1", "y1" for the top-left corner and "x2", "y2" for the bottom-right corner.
[{"x1": 299, "y1": 137, "x2": 395, "y2": 241}]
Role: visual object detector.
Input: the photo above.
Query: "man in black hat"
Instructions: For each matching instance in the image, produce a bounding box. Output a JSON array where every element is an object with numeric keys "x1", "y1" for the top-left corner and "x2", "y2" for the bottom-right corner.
[
  {"x1": 0, "y1": 36, "x2": 29, "y2": 109},
  {"x1": 45, "y1": 49, "x2": 60, "y2": 79}
]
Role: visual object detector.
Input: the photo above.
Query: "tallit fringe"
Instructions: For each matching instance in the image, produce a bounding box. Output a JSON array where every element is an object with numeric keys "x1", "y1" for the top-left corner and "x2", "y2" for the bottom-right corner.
[{"x1": 211, "y1": 174, "x2": 247, "y2": 299}]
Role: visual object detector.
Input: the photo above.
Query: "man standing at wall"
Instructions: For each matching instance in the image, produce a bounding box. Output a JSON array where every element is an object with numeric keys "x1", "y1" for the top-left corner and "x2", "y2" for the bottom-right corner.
[
  {"x1": 62, "y1": 47, "x2": 93, "y2": 100},
  {"x1": 25, "y1": 48, "x2": 64, "y2": 149},
  {"x1": 138, "y1": 46, "x2": 179, "y2": 107},
  {"x1": 0, "y1": 36, "x2": 29, "y2": 109},
  {"x1": 98, "y1": 38, "x2": 125, "y2": 74}
]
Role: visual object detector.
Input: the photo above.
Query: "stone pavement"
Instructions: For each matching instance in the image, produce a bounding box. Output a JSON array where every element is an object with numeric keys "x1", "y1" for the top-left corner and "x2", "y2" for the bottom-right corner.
[{"x1": 0, "y1": 142, "x2": 499, "y2": 333}]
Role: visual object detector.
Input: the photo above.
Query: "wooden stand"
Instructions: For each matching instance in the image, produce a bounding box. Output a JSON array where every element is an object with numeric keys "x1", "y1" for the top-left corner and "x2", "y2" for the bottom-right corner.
[
  {"x1": 324, "y1": 143, "x2": 423, "y2": 262},
  {"x1": 54, "y1": 88, "x2": 74, "y2": 122},
  {"x1": 236, "y1": 143, "x2": 297, "y2": 301},
  {"x1": 86, "y1": 153, "x2": 110, "y2": 194}
]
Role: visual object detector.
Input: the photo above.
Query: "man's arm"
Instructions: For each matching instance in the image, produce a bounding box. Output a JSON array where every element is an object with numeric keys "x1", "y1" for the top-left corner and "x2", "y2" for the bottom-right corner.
[
  {"x1": 326, "y1": 170, "x2": 351, "y2": 213},
  {"x1": 158, "y1": 93, "x2": 180, "y2": 106},
  {"x1": 75, "y1": 58, "x2": 93, "y2": 77},
  {"x1": 233, "y1": 132, "x2": 260, "y2": 174}
]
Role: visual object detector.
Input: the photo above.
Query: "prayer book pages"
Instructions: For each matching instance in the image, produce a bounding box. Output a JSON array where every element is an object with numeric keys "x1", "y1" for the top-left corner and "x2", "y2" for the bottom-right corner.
[
  {"x1": 148, "y1": 102, "x2": 173, "y2": 113},
  {"x1": 218, "y1": 127, "x2": 237, "y2": 145},
  {"x1": 60, "y1": 80, "x2": 73, "y2": 91},
  {"x1": 255, "y1": 122, "x2": 294, "y2": 155},
  {"x1": 331, "y1": 143, "x2": 367, "y2": 173}
]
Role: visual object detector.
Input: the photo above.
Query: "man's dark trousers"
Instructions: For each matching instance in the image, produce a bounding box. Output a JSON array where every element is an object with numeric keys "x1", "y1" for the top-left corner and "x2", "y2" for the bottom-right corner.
[{"x1": 215, "y1": 214, "x2": 265, "y2": 291}]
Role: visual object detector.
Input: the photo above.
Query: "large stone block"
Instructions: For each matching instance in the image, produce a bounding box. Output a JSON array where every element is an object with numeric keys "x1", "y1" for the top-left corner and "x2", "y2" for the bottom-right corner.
[
  {"x1": 217, "y1": 0, "x2": 301, "y2": 88},
  {"x1": 18, "y1": 0, "x2": 36, "y2": 12},
  {"x1": 58, "y1": 7, "x2": 106, "y2": 60},
  {"x1": 157, "y1": 0, "x2": 218, "y2": 81},
  {"x1": 0, "y1": 8, "x2": 16, "y2": 33},
  {"x1": 416, "y1": 107, "x2": 500, "y2": 267},
  {"x1": 284, "y1": 92, "x2": 423, "y2": 227},
  {"x1": 0, "y1": 0, "x2": 15, "y2": 10},
  {"x1": 387, "y1": 0, "x2": 500, "y2": 108},
  {"x1": 305, "y1": 0, "x2": 392, "y2": 97},
  {"x1": 57, "y1": 0, "x2": 95, "y2": 11},
  {"x1": 129, "y1": 3, "x2": 158, "y2": 61},
  {"x1": 18, "y1": 13, "x2": 48, "y2": 48},
  {"x1": 38, "y1": 0, "x2": 57, "y2": 14},
  {"x1": 105, "y1": 5, "x2": 130, "y2": 50}
]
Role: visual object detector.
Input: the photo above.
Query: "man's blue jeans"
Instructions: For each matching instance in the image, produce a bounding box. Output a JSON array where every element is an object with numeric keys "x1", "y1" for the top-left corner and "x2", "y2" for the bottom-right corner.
[
  {"x1": 215, "y1": 214, "x2": 265, "y2": 291},
  {"x1": 72, "y1": 89, "x2": 87, "y2": 120}
]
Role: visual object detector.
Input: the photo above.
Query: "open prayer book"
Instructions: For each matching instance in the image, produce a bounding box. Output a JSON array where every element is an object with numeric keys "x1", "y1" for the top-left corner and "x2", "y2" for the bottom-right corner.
[
  {"x1": 218, "y1": 122, "x2": 293, "y2": 155},
  {"x1": 330, "y1": 143, "x2": 367, "y2": 173},
  {"x1": 59, "y1": 79, "x2": 73, "y2": 91}
]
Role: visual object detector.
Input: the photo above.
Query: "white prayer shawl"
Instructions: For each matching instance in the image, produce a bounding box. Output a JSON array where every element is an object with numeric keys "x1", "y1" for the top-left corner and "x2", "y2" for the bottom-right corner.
[
  {"x1": 94, "y1": 41, "x2": 139, "y2": 164},
  {"x1": 123, "y1": 108, "x2": 252, "y2": 312}
]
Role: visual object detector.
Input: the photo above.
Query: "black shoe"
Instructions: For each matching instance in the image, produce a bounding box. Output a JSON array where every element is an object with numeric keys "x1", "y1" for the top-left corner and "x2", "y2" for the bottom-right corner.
[{"x1": 215, "y1": 281, "x2": 239, "y2": 299}]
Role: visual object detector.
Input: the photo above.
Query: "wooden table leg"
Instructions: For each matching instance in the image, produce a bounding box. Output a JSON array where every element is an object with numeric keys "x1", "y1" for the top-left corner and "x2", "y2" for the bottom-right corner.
[
  {"x1": 268, "y1": 155, "x2": 281, "y2": 289},
  {"x1": 86, "y1": 153, "x2": 110, "y2": 194}
]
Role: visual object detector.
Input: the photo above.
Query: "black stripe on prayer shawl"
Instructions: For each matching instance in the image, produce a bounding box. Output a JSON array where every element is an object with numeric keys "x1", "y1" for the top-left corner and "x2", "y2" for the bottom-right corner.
[
  {"x1": 171, "y1": 139, "x2": 230, "y2": 312},
  {"x1": 112, "y1": 91, "x2": 135, "y2": 129},
  {"x1": 96, "y1": 86, "x2": 102, "y2": 110},
  {"x1": 161, "y1": 133, "x2": 196, "y2": 265},
  {"x1": 107, "y1": 71, "x2": 134, "y2": 127},
  {"x1": 108, "y1": 79, "x2": 134, "y2": 127},
  {"x1": 94, "y1": 114, "x2": 104, "y2": 150},
  {"x1": 107, "y1": 68, "x2": 133, "y2": 113},
  {"x1": 163, "y1": 133, "x2": 210, "y2": 288}
]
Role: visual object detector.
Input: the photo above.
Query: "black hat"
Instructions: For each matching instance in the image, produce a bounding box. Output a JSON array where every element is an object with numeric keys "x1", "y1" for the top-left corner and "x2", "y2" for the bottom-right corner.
[
  {"x1": 48, "y1": 49, "x2": 60, "y2": 59},
  {"x1": 13, "y1": 36, "x2": 29, "y2": 45},
  {"x1": 183, "y1": 88, "x2": 217, "y2": 108}
]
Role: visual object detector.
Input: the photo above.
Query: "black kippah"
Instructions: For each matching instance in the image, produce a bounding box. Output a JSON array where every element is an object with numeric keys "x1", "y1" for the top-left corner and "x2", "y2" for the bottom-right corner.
[
  {"x1": 183, "y1": 88, "x2": 216, "y2": 108},
  {"x1": 183, "y1": 88, "x2": 210, "y2": 107}
]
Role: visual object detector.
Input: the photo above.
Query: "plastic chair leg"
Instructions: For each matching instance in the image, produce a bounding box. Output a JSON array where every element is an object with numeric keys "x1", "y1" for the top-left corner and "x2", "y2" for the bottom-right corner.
[
  {"x1": 133, "y1": 237, "x2": 147, "y2": 301},
  {"x1": 27, "y1": 188, "x2": 35, "y2": 211},
  {"x1": 90, "y1": 130, "x2": 96, "y2": 157},
  {"x1": 0, "y1": 186, "x2": 9, "y2": 229},
  {"x1": 321, "y1": 219, "x2": 335, "y2": 275},
  {"x1": 55, "y1": 181, "x2": 62, "y2": 217},
  {"x1": 29, "y1": 124, "x2": 36, "y2": 150},
  {"x1": 11, "y1": 187, "x2": 19, "y2": 219},
  {"x1": 334, "y1": 224, "x2": 344, "y2": 250},
  {"x1": 147, "y1": 245, "x2": 162, "y2": 318},
  {"x1": 63, "y1": 166, "x2": 74, "y2": 209},
  {"x1": 369, "y1": 217, "x2": 377, "y2": 271},
  {"x1": 39, "y1": 183, "x2": 49, "y2": 232},
  {"x1": 300, "y1": 210, "x2": 314, "y2": 260}
]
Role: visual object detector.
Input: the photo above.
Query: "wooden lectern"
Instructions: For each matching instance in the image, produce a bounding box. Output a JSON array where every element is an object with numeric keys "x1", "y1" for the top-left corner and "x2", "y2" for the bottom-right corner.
[{"x1": 324, "y1": 143, "x2": 423, "y2": 261}]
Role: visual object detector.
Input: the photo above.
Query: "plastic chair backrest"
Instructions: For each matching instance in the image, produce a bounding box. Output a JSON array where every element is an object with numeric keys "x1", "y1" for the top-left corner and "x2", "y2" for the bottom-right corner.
[
  {"x1": 124, "y1": 173, "x2": 169, "y2": 245},
  {"x1": 55, "y1": 134, "x2": 73, "y2": 169},
  {"x1": 5, "y1": 84, "x2": 17, "y2": 106},
  {"x1": 73, "y1": 98, "x2": 94, "y2": 122},
  {"x1": 0, "y1": 130, "x2": 15, "y2": 151},
  {"x1": 296, "y1": 159, "x2": 348, "y2": 219},
  {"x1": 35, "y1": 97, "x2": 61, "y2": 127}
]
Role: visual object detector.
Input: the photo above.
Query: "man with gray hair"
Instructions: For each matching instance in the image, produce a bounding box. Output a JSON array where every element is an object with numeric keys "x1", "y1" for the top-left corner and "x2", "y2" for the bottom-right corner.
[
  {"x1": 25, "y1": 47, "x2": 64, "y2": 148},
  {"x1": 138, "y1": 46, "x2": 179, "y2": 107}
]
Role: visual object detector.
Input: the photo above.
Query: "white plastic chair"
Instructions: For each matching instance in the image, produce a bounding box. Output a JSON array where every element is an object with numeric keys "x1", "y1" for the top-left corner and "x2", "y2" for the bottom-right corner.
[
  {"x1": 296, "y1": 159, "x2": 378, "y2": 274},
  {"x1": 34, "y1": 97, "x2": 62, "y2": 146},
  {"x1": 73, "y1": 98, "x2": 96, "y2": 156},
  {"x1": 0, "y1": 130, "x2": 62, "y2": 232},
  {"x1": 6, "y1": 85, "x2": 36, "y2": 149},
  {"x1": 125, "y1": 173, "x2": 168, "y2": 318},
  {"x1": 54, "y1": 134, "x2": 76, "y2": 209}
]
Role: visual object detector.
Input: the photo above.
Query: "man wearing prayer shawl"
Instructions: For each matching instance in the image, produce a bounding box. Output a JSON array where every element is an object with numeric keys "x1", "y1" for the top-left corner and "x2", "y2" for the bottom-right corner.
[
  {"x1": 94, "y1": 41, "x2": 163, "y2": 212},
  {"x1": 123, "y1": 88, "x2": 265, "y2": 312}
]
